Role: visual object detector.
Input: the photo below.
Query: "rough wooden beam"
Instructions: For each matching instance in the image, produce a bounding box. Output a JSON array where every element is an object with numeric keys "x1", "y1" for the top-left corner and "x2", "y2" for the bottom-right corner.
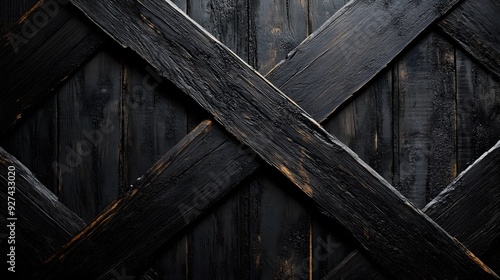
[
  {"x1": 0, "y1": 0, "x2": 105, "y2": 134},
  {"x1": 437, "y1": 0, "x2": 500, "y2": 79},
  {"x1": 34, "y1": 0, "x2": 499, "y2": 279},
  {"x1": 267, "y1": 0, "x2": 500, "y2": 122},
  {"x1": 265, "y1": 0, "x2": 463, "y2": 122},
  {"x1": 1, "y1": 0, "x2": 499, "y2": 134},
  {"x1": 325, "y1": 141, "x2": 500, "y2": 279},
  {"x1": 32, "y1": 120, "x2": 260, "y2": 279},
  {"x1": 0, "y1": 146, "x2": 86, "y2": 277}
]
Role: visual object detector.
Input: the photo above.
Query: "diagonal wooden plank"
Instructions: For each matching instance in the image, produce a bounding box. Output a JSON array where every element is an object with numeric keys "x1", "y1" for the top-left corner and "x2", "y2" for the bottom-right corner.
[
  {"x1": 324, "y1": 141, "x2": 500, "y2": 279},
  {"x1": 0, "y1": 0, "x2": 496, "y2": 276},
  {"x1": 437, "y1": 0, "x2": 500, "y2": 79},
  {"x1": 0, "y1": 146, "x2": 86, "y2": 277},
  {"x1": 265, "y1": 0, "x2": 463, "y2": 123},
  {"x1": 32, "y1": 119, "x2": 261, "y2": 279},
  {"x1": 33, "y1": 0, "x2": 498, "y2": 279},
  {"x1": 267, "y1": 0, "x2": 500, "y2": 122},
  {"x1": 0, "y1": 0, "x2": 106, "y2": 134},
  {"x1": 1, "y1": 0, "x2": 500, "y2": 135}
]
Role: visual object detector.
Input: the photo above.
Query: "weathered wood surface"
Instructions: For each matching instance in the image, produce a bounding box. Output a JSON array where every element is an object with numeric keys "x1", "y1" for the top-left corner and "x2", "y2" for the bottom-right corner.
[
  {"x1": 2, "y1": 0, "x2": 500, "y2": 137},
  {"x1": 265, "y1": 0, "x2": 462, "y2": 122},
  {"x1": 456, "y1": 49, "x2": 500, "y2": 173},
  {"x1": 325, "y1": 141, "x2": 500, "y2": 279},
  {"x1": 33, "y1": 120, "x2": 261, "y2": 279},
  {"x1": 0, "y1": 146, "x2": 86, "y2": 277},
  {"x1": 55, "y1": 50, "x2": 122, "y2": 223},
  {"x1": 0, "y1": 0, "x2": 498, "y2": 278},
  {"x1": 395, "y1": 32, "x2": 456, "y2": 207},
  {"x1": 35, "y1": 0, "x2": 499, "y2": 279},
  {"x1": 0, "y1": 0, "x2": 105, "y2": 134},
  {"x1": 437, "y1": 0, "x2": 500, "y2": 79}
]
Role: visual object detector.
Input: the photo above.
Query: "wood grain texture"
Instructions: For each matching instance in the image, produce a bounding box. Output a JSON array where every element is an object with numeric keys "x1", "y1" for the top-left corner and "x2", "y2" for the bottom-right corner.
[
  {"x1": 322, "y1": 251, "x2": 386, "y2": 280},
  {"x1": 437, "y1": 0, "x2": 500, "y2": 80},
  {"x1": 249, "y1": 0, "x2": 308, "y2": 74},
  {"x1": 0, "y1": 0, "x2": 40, "y2": 32},
  {"x1": 456, "y1": 49, "x2": 500, "y2": 173},
  {"x1": 266, "y1": 0, "x2": 462, "y2": 123},
  {"x1": 308, "y1": 0, "x2": 348, "y2": 33},
  {"x1": 56, "y1": 50, "x2": 121, "y2": 223},
  {"x1": 325, "y1": 140, "x2": 500, "y2": 278},
  {"x1": 1, "y1": 95, "x2": 58, "y2": 194},
  {"x1": 0, "y1": 1, "x2": 106, "y2": 134},
  {"x1": 249, "y1": 0, "x2": 311, "y2": 277},
  {"x1": 121, "y1": 53, "x2": 190, "y2": 280},
  {"x1": 0, "y1": 146, "x2": 85, "y2": 277},
  {"x1": 185, "y1": 2, "x2": 253, "y2": 278},
  {"x1": 48, "y1": 0, "x2": 498, "y2": 278},
  {"x1": 33, "y1": 120, "x2": 261, "y2": 279},
  {"x1": 395, "y1": 32, "x2": 456, "y2": 208}
]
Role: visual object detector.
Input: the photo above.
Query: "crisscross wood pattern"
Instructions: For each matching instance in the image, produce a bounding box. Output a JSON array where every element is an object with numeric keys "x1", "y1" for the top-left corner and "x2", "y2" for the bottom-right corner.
[{"x1": 1, "y1": 0, "x2": 499, "y2": 279}]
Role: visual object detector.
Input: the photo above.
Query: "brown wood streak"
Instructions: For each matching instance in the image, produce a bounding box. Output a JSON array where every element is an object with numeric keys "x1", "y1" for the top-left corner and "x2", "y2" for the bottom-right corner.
[
  {"x1": 0, "y1": 146, "x2": 86, "y2": 277},
  {"x1": 31, "y1": 0, "x2": 499, "y2": 279},
  {"x1": 324, "y1": 141, "x2": 500, "y2": 279},
  {"x1": 0, "y1": 0, "x2": 496, "y2": 277},
  {"x1": 0, "y1": 0, "x2": 498, "y2": 136}
]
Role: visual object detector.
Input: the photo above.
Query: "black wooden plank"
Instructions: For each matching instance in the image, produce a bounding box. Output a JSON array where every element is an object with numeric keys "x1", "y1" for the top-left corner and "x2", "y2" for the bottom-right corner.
[
  {"x1": 322, "y1": 251, "x2": 386, "y2": 280},
  {"x1": 122, "y1": 50, "x2": 190, "y2": 280},
  {"x1": 325, "y1": 140, "x2": 500, "y2": 278},
  {"x1": 0, "y1": 0, "x2": 40, "y2": 33},
  {"x1": 265, "y1": 0, "x2": 462, "y2": 123},
  {"x1": 307, "y1": 0, "x2": 348, "y2": 34},
  {"x1": 395, "y1": 32, "x2": 456, "y2": 208},
  {"x1": 56, "y1": 50, "x2": 121, "y2": 223},
  {"x1": 0, "y1": 146, "x2": 85, "y2": 277},
  {"x1": 249, "y1": 1, "x2": 311, "y2": 278},
  {"x1": 186, "y1": 1, "x2": 252, "y2": 278},
  {"x1": 42, "y1": 0, "x2": 498, "y2": 278},
  {"x1": 314, "y1": 68, "x2": 394, "y2": 279},
  {"x1": 1, "y1": 94, "x2": 58, "y2": 194},
  {"x1": 456, "y1": 49, "x2": 500, "y2": 172},
  {"x1": 248, "y1": 0, "x2": 308, "y2": 74},
  {"x1": 33, "y1": 120, "x2": 261, "y2": 279},
  {"x1": 437, "y1": 0, "x2": 500, "y2": 80},
  {"x1": 0, "y1": 1, "x2": 106, "y2": 134}
]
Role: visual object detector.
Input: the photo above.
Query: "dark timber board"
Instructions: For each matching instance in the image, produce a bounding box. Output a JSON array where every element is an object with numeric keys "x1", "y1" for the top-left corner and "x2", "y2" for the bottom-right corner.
[
  {"x1": 35, "y1": 0, "x2": 499, "y2": 279},
  {"x1": 323, "y1": 140, "x2": 500, "y2": 278},
  {"x1": 395, "y1": 31, "x2": 456, "y2": 208},
  {"x1": 2, "y1": 0, "x2": 500, "y2": 276},
  {"x1": 0, "y1": 147, "x2": 86, "y2": 277}
]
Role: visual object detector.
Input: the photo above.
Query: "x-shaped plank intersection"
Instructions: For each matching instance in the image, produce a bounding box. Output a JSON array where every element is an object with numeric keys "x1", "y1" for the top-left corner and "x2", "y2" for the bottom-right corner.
[{"x1": 1, "y1": 0, "x2": 499, "y2": 279}]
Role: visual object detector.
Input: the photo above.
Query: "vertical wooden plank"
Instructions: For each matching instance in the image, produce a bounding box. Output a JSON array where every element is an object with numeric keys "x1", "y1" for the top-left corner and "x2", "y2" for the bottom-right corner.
[
  {"x1": 247, "y1": 0, "x2": 310, "y2": 278},
  {"x1": 396, "y1": 32, "x2": 456, "y2": 208},
  {"x1": 1, "y1": 96, "x2": 58, "y2": 194},
  {"x1": 456, "y1": 48, "x2": 500, "y2": 173},
  {"x1": 56, "y1": 50, "x2": 121, "y2": 222},
  {"x1": 256, "y1": 170, "x2": 310, "y2": 280},
  {"x1": 249, "y1": 0, "x2": 308, "y2": 74},
  {"x1": 308, "y1": 0, "x2": 348, "y2": 33},
  {"x1": 133, "y1": 1, "x2": 189, "y2": 278},
  {"x1": 122, "y1": 55, "x2": 189, "y2": 279},
  {"x1": 317, "y1": 69, "x2": 393, "y2": 279},
  {"x1": 0, "y1": 1, "x2": 59, "y2": 194},
  {"x1": 307, "y1": 2, "x2": 371, "y2": 278},
  {"x1": 186, "y1": 0, "x2": 251, "y2": 278}
]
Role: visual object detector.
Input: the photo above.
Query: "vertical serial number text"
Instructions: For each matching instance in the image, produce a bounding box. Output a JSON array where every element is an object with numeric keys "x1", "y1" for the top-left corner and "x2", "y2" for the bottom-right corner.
[{"x1": 7, "y1": 165, "x2": 16, "y2": 273}]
